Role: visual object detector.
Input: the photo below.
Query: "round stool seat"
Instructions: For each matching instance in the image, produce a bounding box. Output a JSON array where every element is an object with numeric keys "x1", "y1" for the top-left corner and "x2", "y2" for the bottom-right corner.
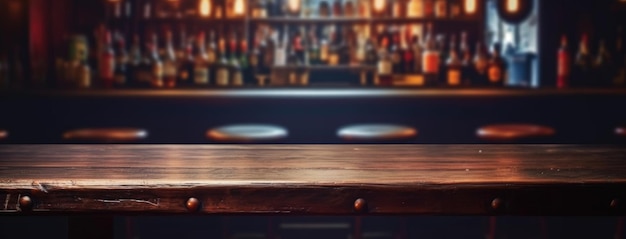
[
  {"x1": 337, "y1": 124, "x2": 418, "y2": 141},
  {"x1": 207, "y1": 124, "x2": 288, "y2": 142},
  {"x1": 0, "y1": 130, "x2": 7, "y2": 140},
  {"x1": 616, "y1": 127, "x2": 626, "y2": 136},
  {"x1": 477, "y1": 124, "x2": 555, "y2": 141},
  {"x1": 63, "y1": 128, "x2": 148, "y2": 142}
]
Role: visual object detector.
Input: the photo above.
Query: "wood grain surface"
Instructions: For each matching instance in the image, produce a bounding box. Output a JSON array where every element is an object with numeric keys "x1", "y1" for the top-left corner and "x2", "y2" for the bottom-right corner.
[{"x1": 0, "y1": 145, "x2": 625, "y2": 215}]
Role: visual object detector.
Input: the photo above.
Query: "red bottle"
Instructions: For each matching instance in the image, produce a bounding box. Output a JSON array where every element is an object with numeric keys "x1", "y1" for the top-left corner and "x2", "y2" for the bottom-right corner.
[
  {"x1": 557, "y1": 35, "x2": 570, "y2": 89},
  {"x1": 99, "y1": 31, "x2": 115, "y2": 88}
]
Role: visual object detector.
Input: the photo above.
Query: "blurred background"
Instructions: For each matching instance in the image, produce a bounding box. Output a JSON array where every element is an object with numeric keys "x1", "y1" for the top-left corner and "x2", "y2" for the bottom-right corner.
[{"x1": 1, "y1": 0, "x2": 626, "y2": 238}]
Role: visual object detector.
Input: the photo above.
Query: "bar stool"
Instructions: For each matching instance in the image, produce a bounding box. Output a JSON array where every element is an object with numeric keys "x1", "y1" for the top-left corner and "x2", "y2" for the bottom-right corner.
[
  {"x1": 63, "y1": 128, "x2": 148, "y2": 142},
  {"x1": 616, "y1": 127, "x2": 626, "y2": 137},
  {"x1": 207, "y1": 124, "x2": 288, "y2": 142},
  {"x1": 337, "y1": 124, "x2": 418, "y2": 141},
  {"x1": 0, "y1": 129, "x2": 7, "y2": 140},
  {"x1": 477, "y1": 124, "x2": 555, "y2": 141}
]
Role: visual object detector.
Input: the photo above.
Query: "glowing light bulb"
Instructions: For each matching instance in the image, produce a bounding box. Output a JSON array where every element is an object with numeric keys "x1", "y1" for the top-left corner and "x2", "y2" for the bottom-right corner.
[
  {"x1": 234, "y1": 0, "x2": 245, "y2": 16},
  {"x1": 373, "y1": 0, "x2": 385, "y2": 13},
  {"x1": 507, "y1": 0, "x2": 519, "y2": 13},
  {"x1": 465, "y1": 0, "x2": 477, "y2": 14},
  {"x1": 200, "y1": 0, "x2": 211, "y2": 17}
]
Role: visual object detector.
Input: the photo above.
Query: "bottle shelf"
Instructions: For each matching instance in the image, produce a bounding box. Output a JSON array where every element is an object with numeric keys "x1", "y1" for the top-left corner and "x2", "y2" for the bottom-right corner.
[
  {"x1": 132, "y1": 17, "x2": 246, "y2": 25},
  {"x1": 250, "y1": 17, "x2": 477, "y2": 25},
  {"x1": 111, "y1": 16, "x2": 478, "y2": 26},
  {"x1": 270, "y1": 65, "x2": 376, "y2": 72}
]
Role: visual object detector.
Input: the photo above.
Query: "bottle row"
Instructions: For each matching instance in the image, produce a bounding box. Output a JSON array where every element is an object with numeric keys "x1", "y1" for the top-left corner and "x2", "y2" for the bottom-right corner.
[
  {"x1": 109, "y1": 0, "x2": 474, "y2": 20},
  {"x1": 557, "y1": 28, "x2": 626, "y2": 88},
  {"x1": 54, "y1": 22, "x2": 515, "y2": 89}
]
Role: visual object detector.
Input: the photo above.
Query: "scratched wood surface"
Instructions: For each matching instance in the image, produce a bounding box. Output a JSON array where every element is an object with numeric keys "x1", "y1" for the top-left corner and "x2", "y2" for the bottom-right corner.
[{"x1": 0, "y1": 145, "x2": 625, "y2": 215}]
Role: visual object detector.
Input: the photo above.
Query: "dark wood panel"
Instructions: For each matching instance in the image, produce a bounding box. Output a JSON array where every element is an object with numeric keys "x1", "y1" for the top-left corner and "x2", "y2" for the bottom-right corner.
[{"x1": 0, "y1": 145, "x2": 625, "y2": 215}]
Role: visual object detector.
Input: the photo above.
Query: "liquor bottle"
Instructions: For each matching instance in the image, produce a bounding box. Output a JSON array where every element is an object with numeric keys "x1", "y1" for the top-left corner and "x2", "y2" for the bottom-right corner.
[
  {"x1": 459, "y1": 32, "x2": 473, "y2": 86},
  {"x1": 110, "y1": 0, "x2": 123, "y2": 19},
  {"x1": 365, "y1": 38, "x2": 378, "y2": 66},
  {"x1": 99, "y1": 31, "x2": 115, "y2": 88},
  {"x1": 393, "y1": 0, "x2": 406, "y2": 18},
  {"x1": 178, "y1": 41, "x2": 194, "y2": 87},
  {"x1": 424, "y1": 0, "x2": 435, "y2": 18},
  {"x1": 206, "y1": 31, "x2": 218, "y2": 84},
  {"x1": 473, "y1": 42, "x2": 489, "y2": 86},
  {"x1": 328, "y1": 27, "x2": 340, "y2": 66},
  {"x1": 557, "y1": 35, "x2": 570, "y2": 89},
  {"x1": 214, "y1": 0, "x2": 225, "y2": 19},
  {"x1": 128, "y1": 35, "x2": 142, "y2": 87},
  {"x1": 377, "y1": 37, "x2": 393, "y2": 86},
  {"x1": 192, "y1": 32, "x2": 210, "y2": 86},
  {"x1": 149, "y1": 36, "x2": 165, "y2": 88},
  {"x1": 422, "y1": 24, "x2": 440, "y2": 86},
  {"x1": 249, "y1": 37, "x2": 262, "y2": 84},
  {"x1": 113, "y1": 33, "x2": 128, "y2": 88},
  {"x1": 358, "y1": 0, "x2": 370, "y2": 18},
  {"x1": 487, "y1": 42, "x2": 507, "y2": 86},
  {"x1": 411, "y1": 35, "x2": 423, "y2": 74},
  {"x1": 264, "y1": 33, "x2": 276, "y2": 70},
  {"x1": 434, "y1": 0, "x2": 447, "y2": 18},
  {"x1": 252, "y1": 0, "x2": 268, "y2": 18},
  {"x1": 216, "y1": 36, "x2": 231, "y2": 86},
  {"x1": 143, "y1": 0, "x2": 153, "y2": 19},
  {"x1": 240, "y1": 39, "x2": 251, "y2": 86},
  {"x1": 268, "y1": 0, "x2": 283, "y2": 17},
  {"x1": 308, "y1": 29, "x2": 321, "y2": 65},
  {"x1": 274, "y1": 28, "x2": 288, "y2": 66},
  {"x1": 319, "y1": 1, "x2": 331, "y2": 17},
  {"x1": 162, "y1": 30, "x2": 178, "y2": 88},
  {"x1": 446, "y1": 40, "x2": 462, "y2": 86},
  {"x1": 176, "y1": 27, "x2": 187, "y2": 61},
  {"x1": 332, "y1": 0, "x2": 343, "y2": 17},
  {"x1": 77, "y1": 49, "x2": 92, "y2": 89},
  {"x1": 436, "y1": 34, "x2": 448, "y2": 84},
  {"x1": 573, "y1": 34, "x2": 592, "y2": 87},
  {"x1": 353, "y1": 30, "x2": 365, "y2": 65},
  {"x1": 267, "y1": 0, "x2": 277, "y2": 16},
  {"x1": 594, "y1": 40, "x2": 612, "y2": 87},
  {"x1": 338, "y1": 26, "x2": 352, "y2": 65},
  {"x1": 344, "y1": 0, "x2": 356, "y2": 17},
  {"x1": 287, "y1": 47, "x2": 299, "y2": 85},
  {"x1": 402, "y1": 33, "x2": 414, "y2": 75},
  {"x1": 229, "y1": 35, "x2": 243, "y2": 86},
  {"x1": 320, "y1": 35, "x2": 330, "y2": 65},
  {"x1": 407, "y1": 0, "x2": 424, "y2": 17},
  {"x1": 390, "y1": 32, "x2": 404, "y2": 75}
]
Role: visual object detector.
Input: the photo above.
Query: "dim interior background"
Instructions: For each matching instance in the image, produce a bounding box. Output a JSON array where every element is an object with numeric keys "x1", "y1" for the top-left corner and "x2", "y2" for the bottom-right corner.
[{"x1": 1, "y1": 1, "x2": 626, "y2": 238}]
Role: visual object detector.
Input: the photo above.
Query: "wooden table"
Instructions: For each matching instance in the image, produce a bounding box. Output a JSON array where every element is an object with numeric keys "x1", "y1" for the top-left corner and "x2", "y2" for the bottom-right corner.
[{"x1": 1, "y1": 145, "x2": 625, "y2": 216}]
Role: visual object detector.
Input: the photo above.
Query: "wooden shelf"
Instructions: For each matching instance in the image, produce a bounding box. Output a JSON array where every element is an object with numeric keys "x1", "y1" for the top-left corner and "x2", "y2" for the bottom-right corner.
[
  {"x1": 5, "y1": 88, "x2": 626, "y2": 99},
  {"x1": 250, "y1": 17, "x2": 477, "y2": 25},
  {"x1": 271, "y1": 65, "x2": 376, "y2": 72},
  {"x1": 135, "y1": 17, "x2": 247, "y2": 25}
]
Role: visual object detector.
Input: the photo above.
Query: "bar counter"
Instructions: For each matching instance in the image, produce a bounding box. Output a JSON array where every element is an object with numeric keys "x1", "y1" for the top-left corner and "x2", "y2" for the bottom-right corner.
[{"x1": 1, "y1": 144, "x2": 625, "y2": 216}]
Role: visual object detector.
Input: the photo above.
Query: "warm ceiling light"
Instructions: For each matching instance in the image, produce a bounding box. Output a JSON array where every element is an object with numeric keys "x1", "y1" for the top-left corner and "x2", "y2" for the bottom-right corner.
[
  {"x1": 373, "y1": 0, "x2": 385, "y2": 13},
  {"x1": 507, "y1": 0, "x2": 519, "y2": 13},
  {"x1": 465, "y1": 0, "x2": 477, "y2": 14},
  {"x1": 199, "y1": 0, "x2": 211, "y2": 17},
  {"x1": 234, "y1": 0, "x2": 245, "y2": 16},
  {"x1": 287, "y1": 0, "x2": 301, "y2": 14}
]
